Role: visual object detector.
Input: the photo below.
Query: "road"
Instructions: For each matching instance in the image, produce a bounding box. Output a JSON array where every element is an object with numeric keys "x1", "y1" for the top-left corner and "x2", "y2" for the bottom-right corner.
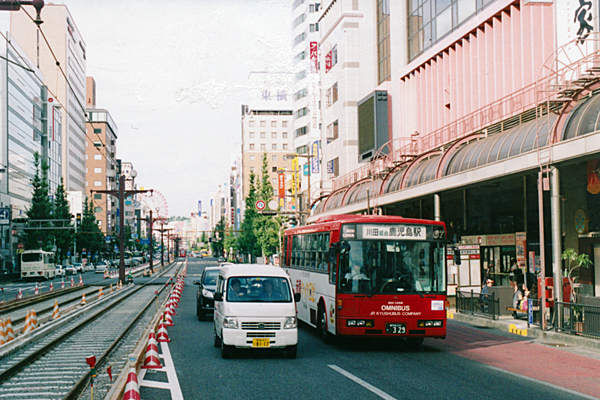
[{"x1": 141, "y1": 258, "x2": 600, "y2": 400}]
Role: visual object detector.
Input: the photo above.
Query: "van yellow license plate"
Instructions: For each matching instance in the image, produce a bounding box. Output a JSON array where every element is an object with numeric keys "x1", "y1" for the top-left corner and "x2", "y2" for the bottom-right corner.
[{"x1": 252, "y1": 338, "x2": 271, "y2": 348}]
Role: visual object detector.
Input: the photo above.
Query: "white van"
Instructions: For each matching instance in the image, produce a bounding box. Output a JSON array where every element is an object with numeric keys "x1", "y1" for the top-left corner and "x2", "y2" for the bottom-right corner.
[{"x1": 213, "y1": 264, "x2": 300, "y2": 359}]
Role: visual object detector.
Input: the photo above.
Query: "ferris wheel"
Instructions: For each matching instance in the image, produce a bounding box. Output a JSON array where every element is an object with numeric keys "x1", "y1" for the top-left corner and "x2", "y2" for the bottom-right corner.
[{"x1": 140, "y1": 190, "x2": 169, "y2": 225}]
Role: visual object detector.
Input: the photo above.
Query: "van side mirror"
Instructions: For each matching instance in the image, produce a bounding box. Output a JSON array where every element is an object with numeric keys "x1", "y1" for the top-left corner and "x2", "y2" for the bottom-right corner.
[
  {"x1": 214, "y1": 292, "x2": 223, "y2": 302},
  {"x1": 193, "y1": 280, "x2": 200, "y2": 285},
  {"x1": 294, "y1": 292, "x2": 301, "y2": 302}
]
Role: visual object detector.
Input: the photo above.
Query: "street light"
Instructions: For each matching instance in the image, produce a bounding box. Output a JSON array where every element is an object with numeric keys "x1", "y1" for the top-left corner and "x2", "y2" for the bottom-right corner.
[{"x1": 286, "y1": 153, "x2": 315, "y2": 218}]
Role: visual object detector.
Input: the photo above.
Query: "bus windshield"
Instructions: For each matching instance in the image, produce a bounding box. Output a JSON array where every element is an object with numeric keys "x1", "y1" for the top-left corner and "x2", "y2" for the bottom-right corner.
[
  {"x1": 22, "y1": 253, "x2": 42, "y2": 262},
  {"x1": 338, "y1": 240, "x2": 445, "y2": 295}
]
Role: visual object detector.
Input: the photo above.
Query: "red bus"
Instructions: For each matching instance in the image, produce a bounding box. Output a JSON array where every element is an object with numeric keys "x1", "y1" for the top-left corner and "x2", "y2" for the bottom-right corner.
[
  {"x1": 179, "y1": 249, "x2": 187, "y2": 258},
  {"x1": 282, "y1": 214, "x2": 447, "y2": 348}
]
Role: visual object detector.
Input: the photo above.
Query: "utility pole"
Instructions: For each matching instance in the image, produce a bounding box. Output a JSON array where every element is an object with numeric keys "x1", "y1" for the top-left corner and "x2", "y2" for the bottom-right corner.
[
  {"x1": 156, "y1": 224, "x2": 172, "y2": 268},
  {"x1": 134, "y1": 210, "x2": 154, "y2": 272},
  {"x1": 93, "y1": 175, "x2": 152, "y2": 283}
]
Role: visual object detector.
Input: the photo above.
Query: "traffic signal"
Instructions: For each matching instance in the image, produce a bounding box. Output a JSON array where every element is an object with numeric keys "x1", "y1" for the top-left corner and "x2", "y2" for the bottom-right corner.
[{"x1": 76, "y1": 213, "x2": 82, "y2": 227}]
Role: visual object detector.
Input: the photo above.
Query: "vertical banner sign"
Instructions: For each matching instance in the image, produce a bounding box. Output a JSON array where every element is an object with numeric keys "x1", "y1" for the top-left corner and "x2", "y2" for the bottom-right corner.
[
  {"x1": 311, "y1": 141, "x2": 320, "y2": 174},
  {"x1": 327, "y1": 160, "x2": 334, "y2": 175},
  {"x1": 325, "y1": 51, "x2": 332, "y2": 73},
  {"x1": 310, "y1": 41, "x2": 318, "y2": 73},
  {"x1": 291, "y1": 157, "x2": 298, "y2": 195},
  {"x1": 515, "y1": 232, "x2": 527, "y2": 270},
  {"x1": 198, "y1": 200, "x2": 202, "y2": 216},
  {"x1": 278, "y1": 173, "x2": 285, "y2": 199}
]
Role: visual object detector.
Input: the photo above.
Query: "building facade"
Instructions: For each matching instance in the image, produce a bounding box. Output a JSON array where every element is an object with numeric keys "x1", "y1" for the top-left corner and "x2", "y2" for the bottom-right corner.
[
  {"x1": 241, "y1": 106, "x2": 294, "y2": 209},
  {"x1": 85, "y1": 77, "x2": 118, "y2": 236},
  {"x1": 310, "y1": 0, "x2": 600, "y2": 304},
  {"x1": 11, "y1": 4, "x2": 88, "y2": 193}
]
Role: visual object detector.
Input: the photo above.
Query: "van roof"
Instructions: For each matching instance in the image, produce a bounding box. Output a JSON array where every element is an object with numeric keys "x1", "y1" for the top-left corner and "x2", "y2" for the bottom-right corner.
[{"x1": 219, "y1": 263, "x2": 287, "y2": 278}]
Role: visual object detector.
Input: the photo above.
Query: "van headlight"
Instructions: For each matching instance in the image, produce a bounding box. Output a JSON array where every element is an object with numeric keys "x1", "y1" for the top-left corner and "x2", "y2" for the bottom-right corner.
[
  {"x1": 284, "y1": 317, "x2": 297, "y2": 329},
  {"x1": 202, "y1": 289, "x2": 214, "y2": 299},
  {"x1": 223, "y1": 317, "x2": 238, "y2": 329}
]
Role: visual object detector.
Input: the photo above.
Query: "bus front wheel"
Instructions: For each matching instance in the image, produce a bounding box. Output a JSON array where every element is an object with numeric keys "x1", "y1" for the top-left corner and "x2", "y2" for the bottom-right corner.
[{"x1": 405, "y1": 337, "x2": 424, "y2": 350}]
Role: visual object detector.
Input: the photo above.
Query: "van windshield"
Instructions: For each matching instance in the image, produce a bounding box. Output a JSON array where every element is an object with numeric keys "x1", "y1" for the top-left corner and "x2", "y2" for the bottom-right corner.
[{"x1": 226, "y1": 276, "x2": 292, "y2": 303}]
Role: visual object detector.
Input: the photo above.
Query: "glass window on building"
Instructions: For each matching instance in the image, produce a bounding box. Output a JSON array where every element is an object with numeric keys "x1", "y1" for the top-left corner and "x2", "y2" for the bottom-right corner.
[
  {"x1": 271, "y1": 121, "x2": 277, "y2": 127},
  {"x1": 272, "y1": 132, "x2": 277, "y2": 138},
  {"x1": 249, "y1": 144, "x2": 255, "y2": 150},
  {"x1": 272, "y1": 144, "x2": 277, "y2": 150},
  {"x1": 250, "y1": 155, "x2": 255, "y2": 161},
  {"x1": 260, "y1": 121, "x2": 266, "y2": 127},
  {"x1": 94, "y1": 154, "x2": 102, "y2": 160},
  {"x1": 94, "y1": 181, "x2": 102, "y2": 187},
  {"x1": 377, "y1": 0, "x2": 391, "y2": 83},
  {"x1": 94, "y1": 167, "x2": 102, "y2": 173},
  {"x1": 94, "y1": 207, "x2": 102, "y2": 213},
  {"x1": 272, "y1": 155, "x2": 277, "y2": 161},
  {"x1": 283, "y1": 144, "x2": 288, "y2": 150},
  {"x1": 283, "y1": 132, "x2": 288, "y2": 138},
  {"x1": 249, "y1": 121, "x2": 255, "y2": 127},
  {"x1": 261, "y1": 144, "x2": 266, "y2": 150},
  {"x1": 249, "y1": 132, "x2": 255, "y2": 138},
  {"x1": 94, "y1": 194, "x2": 102, "y2": 199},
  {"x1": 283, "y1": 121, "x2": 288, "y2": 127}
]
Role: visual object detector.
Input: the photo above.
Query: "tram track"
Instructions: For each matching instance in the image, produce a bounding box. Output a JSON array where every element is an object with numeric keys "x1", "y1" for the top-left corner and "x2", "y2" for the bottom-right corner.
[{"x1": 0, "y1": 261, "x2": 183, "y2": 399}]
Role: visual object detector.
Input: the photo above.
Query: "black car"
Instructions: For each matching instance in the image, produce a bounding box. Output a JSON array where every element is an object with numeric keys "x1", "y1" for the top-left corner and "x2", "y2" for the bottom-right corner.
[{"x1": 194, "y1": 266, "x2": 220, "y2": 321}]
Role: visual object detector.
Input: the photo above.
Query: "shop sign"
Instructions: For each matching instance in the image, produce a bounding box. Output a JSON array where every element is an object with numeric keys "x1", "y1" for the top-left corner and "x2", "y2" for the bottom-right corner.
[{"x1": 516, "y1": 232, "x2": 527, "y2": 269}]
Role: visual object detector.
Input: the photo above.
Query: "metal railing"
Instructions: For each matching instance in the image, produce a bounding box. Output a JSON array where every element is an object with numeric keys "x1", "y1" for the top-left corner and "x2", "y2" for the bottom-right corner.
[
  {"x1": 555, "y1": 301, "x2": 600, "y2": 339},
  {"x1": 456, "y1": 290, "x2": 499, "y2": 320}
]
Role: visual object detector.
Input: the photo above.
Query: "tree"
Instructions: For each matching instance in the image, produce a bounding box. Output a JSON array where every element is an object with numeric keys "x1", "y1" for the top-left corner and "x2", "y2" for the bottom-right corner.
[
  {"x1": 211, "y1": 217, "x2": 226, "y2": 257},
  {"x1": 76, "y1": 198, "x2": 104, "y2": 260},
  {"x1": 24, "y1": 153, "x2": 52, "y2": 250},
  {"x1": 53, "y1": 178, "x2": 73, "y2": 263},
  {"x1": 254, "y1": 152, "x2": 279, "y2": 257},
  {"x1": 237, "y1": 171, "x2": 261, "y2": 258},
  {"x1": 223, "y1": 225, "x2": 237, "y2": 260}
]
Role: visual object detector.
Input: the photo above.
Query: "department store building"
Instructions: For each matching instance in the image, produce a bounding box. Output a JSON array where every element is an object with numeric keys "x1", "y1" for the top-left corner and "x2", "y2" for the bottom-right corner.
[{"x1": 311, "y1": 0, "x2": 600, "y2": 301}]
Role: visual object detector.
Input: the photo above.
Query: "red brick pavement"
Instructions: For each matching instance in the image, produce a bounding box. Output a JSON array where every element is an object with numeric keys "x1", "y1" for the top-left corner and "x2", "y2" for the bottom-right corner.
[{"x1": 431, "y1": 324, "x2": 600, "y2": 398}]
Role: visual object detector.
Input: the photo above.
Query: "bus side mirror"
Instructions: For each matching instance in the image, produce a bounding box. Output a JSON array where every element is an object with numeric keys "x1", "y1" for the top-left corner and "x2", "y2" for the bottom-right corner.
[
  {"x1": 328, "y1": 246, "x2": 338, "y2": 263},
  {"x1": 214, "y1": 292, "x2": 223, "y2": 302},
  {"x1": 453, "y1": 248, "x2": 461, "y2": 265}
]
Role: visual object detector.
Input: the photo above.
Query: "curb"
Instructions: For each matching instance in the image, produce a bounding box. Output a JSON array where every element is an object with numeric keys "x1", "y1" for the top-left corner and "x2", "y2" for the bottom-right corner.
[{"x1": 448, "y1": 309, "x2": 600, "y2": 351}]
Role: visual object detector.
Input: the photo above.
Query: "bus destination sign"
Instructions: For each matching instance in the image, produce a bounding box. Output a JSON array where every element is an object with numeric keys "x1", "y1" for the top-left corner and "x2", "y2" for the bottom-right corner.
[{"x1": 361, "y1": 224, "x2": 427, "y2": 240}]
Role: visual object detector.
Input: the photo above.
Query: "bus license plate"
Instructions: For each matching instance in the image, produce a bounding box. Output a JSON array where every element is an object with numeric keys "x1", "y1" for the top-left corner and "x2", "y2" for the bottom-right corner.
[
  {"x1": 386, "y1": 323, "x2": 406, "y2": 334},
  {"x1": 252, "y1": 338, "x2": 271, "y2": 348}
]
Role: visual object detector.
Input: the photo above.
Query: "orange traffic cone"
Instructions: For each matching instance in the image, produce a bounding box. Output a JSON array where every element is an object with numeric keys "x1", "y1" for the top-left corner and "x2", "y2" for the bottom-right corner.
[
  {"x1": 81, "y1": 293, "x2": 87, "y2": 306},
  {"x1": 0, "y1": 318, "x2": 6, "y2": 345},
  {"x1": 157, "y1": 321, "x2": 170, "y2": 342},
  {"x1": 17, "y1": 288, "x2": 22, "y2": 299},
  {"x1": 34, "y1": 283, "x2": 39, "y2": 295},
  {"x1": 79, "y1": 275, "x2": 83, "y2": 286},
  {"x1": 167, "y1": 299, "x2": 176, "y2": 315},
  {"x1": 52, "y1": 300, "x2": 60, "y2": 320},
  {"x1": 61, "y1": 279, "x2": 65, "y2": 289},
  {"x1": 22, "y1": 310, "x2": 34, "y2": 334},
  {"x1": 164, "y1": 310, "x2": 174, "y2": 327},
  {"x1": 141, "y1": 330, "x2": 162, "y2": 369},
  {"x1": 98, "y1": 287, "x2": 104, "y2": 299},
  {"x1": 4, "y1": 316, "x2": 14, "y2": 342},
  {"x1": 109, "y1": 283, "x2": 113, "y2": 293},
  {"x1": 70, "y1": 277, "x2": 74, "y2": 287},
  {"x1": 104, "y1": 270, "x2": 109, "y2": 279},
  {"x1": 123, "y1": 366, "x2": 141, "y2": 400},
  {"x1": 49, "y1": 282, "x2": 53, "y2": 291},
  {"x1": 30, "y1": 309, "x2": 38, "y2": 328}
]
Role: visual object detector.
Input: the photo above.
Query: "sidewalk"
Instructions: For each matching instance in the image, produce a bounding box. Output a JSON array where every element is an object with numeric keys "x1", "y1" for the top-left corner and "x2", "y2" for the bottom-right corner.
[{"x1": 448, "y1": 307, "x2": 600, "y2": 352}]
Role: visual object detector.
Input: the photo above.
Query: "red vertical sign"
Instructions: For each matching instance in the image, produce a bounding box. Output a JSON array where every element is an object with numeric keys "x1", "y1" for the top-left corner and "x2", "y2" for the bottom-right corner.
[
  {"x1": 325, "y1": 51, "x2": 332, "y2": 73},
  {"x1": 278, "y1": 173, "x2": 285, "y2": 199},
  {"x1": 310, "y1": 42, "x2": 318, "y2": 73}
]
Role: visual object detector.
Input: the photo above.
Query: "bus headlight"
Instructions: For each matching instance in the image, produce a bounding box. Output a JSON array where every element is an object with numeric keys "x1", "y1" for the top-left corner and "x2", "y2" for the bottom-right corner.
[
  {"x1": 418, "y1": 320, "x2": 443, "y2": 328},
  {"x1": 223, "y1": 317, "x2": 238, "y2": 329},
  {"x1": 284, "y1": 317, "x2": 297, "y2": 329}
]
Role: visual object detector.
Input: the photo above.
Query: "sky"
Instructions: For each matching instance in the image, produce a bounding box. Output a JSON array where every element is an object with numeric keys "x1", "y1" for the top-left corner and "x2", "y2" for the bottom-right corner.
[{"x1": 48, "y1": 0, "x2": 295, "y2": 217}]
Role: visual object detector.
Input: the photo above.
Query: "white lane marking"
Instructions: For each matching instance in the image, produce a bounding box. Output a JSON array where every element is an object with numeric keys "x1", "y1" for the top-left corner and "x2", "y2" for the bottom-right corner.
[
  {"x1": 328, "y1": 364, "x2": 397, "y2": 400},
  {"x1": 160, "y1": 341, "x2": 184, "y2": 400},
  {"x1": 137, "y1": 342, "x2": 184, "y2": 400},
  {"x1": 487, "y1": 366, "x2": 600, "y2": 400}
]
